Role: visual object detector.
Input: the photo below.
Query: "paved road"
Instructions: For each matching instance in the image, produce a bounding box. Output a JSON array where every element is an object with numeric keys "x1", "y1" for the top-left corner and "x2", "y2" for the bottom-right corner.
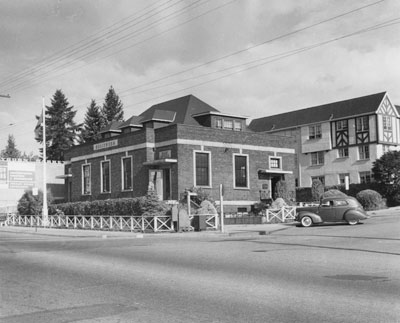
[{"x1": 0, "y1": 212, "x2": 399, "y2": 322}]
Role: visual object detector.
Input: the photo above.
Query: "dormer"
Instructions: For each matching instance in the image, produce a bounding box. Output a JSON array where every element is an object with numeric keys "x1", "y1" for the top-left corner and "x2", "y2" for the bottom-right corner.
[
  {"x1": 192, "y1": 111, "x2": 248, "y2": 131},
  {"x1": 100, "y1": 121, "x2": 123, "y2": 139},
  {"x1": 119, "y1": 116, "x2": 143, "y2": 134},
  {"x1": 140, "y1": 109, "x2": 176, "y2": 129}
]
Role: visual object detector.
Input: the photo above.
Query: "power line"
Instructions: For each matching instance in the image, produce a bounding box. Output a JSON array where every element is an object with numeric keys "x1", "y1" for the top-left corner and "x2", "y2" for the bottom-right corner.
[
  {"x1": 0, "y1": 0, "x2": 181, "y2": 89},
  {"x1": 2, "y1": 0, "x2": 213, "y2": 93}
]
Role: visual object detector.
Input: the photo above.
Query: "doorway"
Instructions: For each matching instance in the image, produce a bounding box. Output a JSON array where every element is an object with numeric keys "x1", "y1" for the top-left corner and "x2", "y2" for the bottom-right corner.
[{"x1": 149, "y1": 169, "x2": 171, "y2": 200}]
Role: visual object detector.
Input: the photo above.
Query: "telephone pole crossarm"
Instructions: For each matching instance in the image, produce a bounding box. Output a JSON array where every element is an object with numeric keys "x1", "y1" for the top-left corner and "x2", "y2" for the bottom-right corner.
[{"x1": 0, "y1": 94, "x2": 11, "y2": 98}]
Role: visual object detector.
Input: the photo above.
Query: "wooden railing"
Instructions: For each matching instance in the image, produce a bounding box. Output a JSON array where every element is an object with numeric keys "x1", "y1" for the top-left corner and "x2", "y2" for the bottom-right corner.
[
  {"x1": 6, "y1": 214, "x2": 174, "y2": 233},
  {"x1": 265, "y1": 207, "x2": 296, "y2": 223}
]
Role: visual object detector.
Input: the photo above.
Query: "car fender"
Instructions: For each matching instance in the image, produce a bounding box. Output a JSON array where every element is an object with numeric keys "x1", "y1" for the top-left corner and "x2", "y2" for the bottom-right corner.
[
  {"x1": 343, "y1": 210, "x2": 368, "y2": 222},
  {"x1": 297, "y1": 211, "x2": 323, "y2": 224}
]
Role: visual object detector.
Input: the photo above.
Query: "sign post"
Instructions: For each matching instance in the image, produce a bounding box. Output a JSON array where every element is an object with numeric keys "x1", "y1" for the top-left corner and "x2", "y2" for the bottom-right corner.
[{"x1": 219, "y1": 184, "x2": 224, "y2": 233}]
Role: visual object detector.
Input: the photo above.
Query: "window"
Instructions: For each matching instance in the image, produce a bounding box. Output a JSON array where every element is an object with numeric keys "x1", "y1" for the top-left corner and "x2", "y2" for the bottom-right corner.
[
  {"x1": 339, "y1": 173, "x2": 350, "y2": 185},
  {"x1": 383, "y1": 116, "x2": 392, "y2": 131},
  {"x1": 82, "y1": 164, "x2": 91, "y2": 195},
  {"x1": 338, "y1": 147, "x2": 349, "y2": 158},
  {"x1": 234, "y1": 121, "x2": 242, "y2": 131},
  {"x1": 194, "y1": 152, "x2": 211, "y2": 187},
  {"x1": 356, "y1": 116, "x2": 369, "y2": 132},
  {"x1": 234, "y1": 154, "x2": 249, "y2": 188},
  {"x1": 383, "y1": 145, "x2": 391, "y2": 154},
  {"x1": 309, "y1": 124, "x2": 322, "y2": 139},
  {"x1": 122, "y1": 157, "x2": 132, "y2": 191},
  {"x1": 269, "y1": 156, "x2": 281, "y2": 169},
  {"x1": 336, "y1": 120, "x2": 348, "y2": 131},
  {"x1": 358, "y1": 145, "x2": 370, "y2": 160},
  {"x1": 359, "y1": 171, "x2": 372, "y2": 184},
  {"x1": 101, "y1": 160, "x2": 111, "y2": 193},
  {"x1": 0, "y1": 166, "x2": 6, "y2": 182},
  {"x1": 311, "y1": 151, "x2": 324, "y2": 166},
  {"x1": 311, "y1": 176, "x2": 325, "y2": 185},
  {"x1": 223, "y1": 120, "x2": 233, "y2": 130},
  {"x1": 215, "y1": 119, "x2": 222, "y2": 128}
]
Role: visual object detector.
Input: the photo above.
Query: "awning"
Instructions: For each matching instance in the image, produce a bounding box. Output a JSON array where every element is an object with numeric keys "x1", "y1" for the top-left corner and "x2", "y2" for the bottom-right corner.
[
  {"x1": 56, "y1": 174, "x2": 72, "y2": 179},
  {"x1": 258, "y1": 169, "x2": 293, "y2": 175},
  {"x1": 143, "y1": 158, "x2": 178, "y2": 166}
]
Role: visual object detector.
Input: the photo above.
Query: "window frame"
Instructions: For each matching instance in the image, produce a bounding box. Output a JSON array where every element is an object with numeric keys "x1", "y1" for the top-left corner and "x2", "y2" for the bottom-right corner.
[
  {"x1": 311, "y1": 151, "x2": 324, "y2": 166},
  {"x1": 339, "y1": 173, "x2": 350, "y2": 185},
  {"x1": 309, "y1": 124, "x2": 322, "y2": 140},
  {"x1": 269, "y1": 156, "x2": 282, "y2": 170},
  {"x1": 233, "y1": 153, "x2": 249, "y2": 189},
  {"x1": 81, "y1": 163, "x2": 91, "y2": 195},
  {"x1": 336, "y1": 120, "x2": 348, "y2": 131},
  {"x1": 100, "y1": 159, "x2": 111, "y2": 193},
  {"x1": 233, "y1": 120, "x2": 242, "y2": 131},
  {"x1": 383, "y1": 115, "x2": 392, "y2": 131},
  {"x1": 338, "y1": 147, "x2": 349, "y2": 158},
  {"x1": 193, "y1": 150, "x2": 212, "y2": 187},
  {"x1": 121, "y1": 156, "x2": 133, "y2": 191},
  {"x1": 356, "y1": 116, "x2": 369, "y2": 132},
  {"x1": 359, "y1": 171, "x2": 372, "y2": 184},
  {"x1": 358, "y1": 145, "x2": 370, "y2": 160},
  {"x1": 223, "y1": 119, "x2": 234, "y2": 130},
  {"x1": 215, "y1": 118, "x2": 223, "y2": 129}
]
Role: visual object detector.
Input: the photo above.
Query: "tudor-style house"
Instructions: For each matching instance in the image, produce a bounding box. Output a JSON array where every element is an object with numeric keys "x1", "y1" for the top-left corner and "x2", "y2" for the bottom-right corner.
[
  {"x1": 249, "y1": 92, "x2": 400, "y2": 187},
  {"x1": 63, "y1": 95, "x2": 296, "y2": 212}
]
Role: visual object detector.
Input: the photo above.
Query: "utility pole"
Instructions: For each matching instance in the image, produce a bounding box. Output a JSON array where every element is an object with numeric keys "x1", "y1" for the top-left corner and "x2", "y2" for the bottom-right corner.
[{"x1": 0, "y1": 94, "x2": 10, "y2": 98}]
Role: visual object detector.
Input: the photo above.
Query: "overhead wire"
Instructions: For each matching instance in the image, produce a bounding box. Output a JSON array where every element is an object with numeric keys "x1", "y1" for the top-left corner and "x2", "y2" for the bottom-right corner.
[
  {"x1": 0, "y1": 0, "x2": 182, "y2": 89},
  {"x1": 2, "y1": 0, "x2": 214, "y2": 93}
]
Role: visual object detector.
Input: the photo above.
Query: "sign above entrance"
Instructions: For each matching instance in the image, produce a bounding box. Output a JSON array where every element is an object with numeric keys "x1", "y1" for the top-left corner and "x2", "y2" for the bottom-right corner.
[{"x1": 93, "y1": 139, "x2": 118, "y2": 151}]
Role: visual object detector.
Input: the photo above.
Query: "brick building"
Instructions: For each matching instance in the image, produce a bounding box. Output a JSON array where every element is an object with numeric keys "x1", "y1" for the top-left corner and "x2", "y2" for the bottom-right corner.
[{"x1": 63, "y1": 95, "x2": 296, "y2": 212}]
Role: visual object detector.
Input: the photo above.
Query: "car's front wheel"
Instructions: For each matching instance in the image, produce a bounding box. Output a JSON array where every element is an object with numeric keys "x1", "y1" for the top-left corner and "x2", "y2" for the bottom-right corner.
[
  {"x1": 301, "y1": 216, "x2": 313, "y2": 227},
  {"x1": 347, "y1": 219, "x2": 359, "y2": 225}
]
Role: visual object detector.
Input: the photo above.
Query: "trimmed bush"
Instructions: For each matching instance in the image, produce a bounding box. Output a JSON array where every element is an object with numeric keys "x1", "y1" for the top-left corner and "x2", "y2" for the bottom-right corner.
[
  {"x1": 356, "y1": 189, "x2": 386, "y2": 211},
  {"x1": 48, "y1": 195, "x2": 168, "y2": 216},
  {"x1": 311, "y1": 179, "x2": 324, "y2": 202}
]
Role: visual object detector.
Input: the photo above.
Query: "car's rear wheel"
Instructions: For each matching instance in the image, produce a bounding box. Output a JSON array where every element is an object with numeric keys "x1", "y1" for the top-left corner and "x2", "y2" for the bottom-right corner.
[
  {"x1": 301, "y1": 216, "x2": 313, "y2": 227},
  {"x1": 347, "y1": 219, "x2": 359, "y2": 225}
]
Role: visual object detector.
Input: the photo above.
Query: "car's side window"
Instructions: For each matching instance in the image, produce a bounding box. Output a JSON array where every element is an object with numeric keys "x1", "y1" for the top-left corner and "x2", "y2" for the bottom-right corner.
[
  {"x1": 321, "y1": 200, "x2": 333, "y2": 207},
  {"x1": 333, "y1": 200, "x2": 348, "y2": 206}
]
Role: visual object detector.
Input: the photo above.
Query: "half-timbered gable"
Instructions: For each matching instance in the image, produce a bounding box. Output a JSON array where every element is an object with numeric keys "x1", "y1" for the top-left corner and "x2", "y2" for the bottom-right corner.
[{"x1": 376, "y1": 94, "x2": 399, "y2": 145}]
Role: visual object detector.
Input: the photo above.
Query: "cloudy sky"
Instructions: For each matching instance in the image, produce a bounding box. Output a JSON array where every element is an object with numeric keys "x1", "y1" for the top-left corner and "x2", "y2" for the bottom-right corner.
[{"x1": 0, "y1": 0, "x2": 399, "y2": 155}]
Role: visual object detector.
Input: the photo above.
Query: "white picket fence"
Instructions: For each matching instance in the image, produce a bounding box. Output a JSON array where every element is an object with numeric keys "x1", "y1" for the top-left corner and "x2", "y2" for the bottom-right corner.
[
  {"x1": 265, "y1": 207, "x2": 297, "y2": 223},
  {"x1": 6, "y1": 214, "x2": 174, "y2": 233},
  {"x1": 6, "y1": 213, "x2": 220, "y2": 232}
]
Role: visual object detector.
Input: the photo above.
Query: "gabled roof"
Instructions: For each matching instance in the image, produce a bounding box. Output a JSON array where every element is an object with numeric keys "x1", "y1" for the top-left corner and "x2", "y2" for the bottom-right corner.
[
  {"x1": 138, "y1": 95, "x2": 220, "y2": 126},
  {"x1": 249, "y1": 92, "x2": 387, "y2": 132}
]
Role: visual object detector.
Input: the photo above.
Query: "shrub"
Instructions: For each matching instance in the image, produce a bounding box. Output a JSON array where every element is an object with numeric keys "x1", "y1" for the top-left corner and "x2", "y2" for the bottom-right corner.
[
  {"x1": 17, "y1": 189, "x2": 54, "y2": 215},
  {"x1": 311, "y1": 179, "x2": 324, "y2": 201},
  {"x1": 271, "y1": 198, "x2": 287, "y2": 209},
  {"x1": 356, "y1": 189, "x2": 386, "y2": 211}
]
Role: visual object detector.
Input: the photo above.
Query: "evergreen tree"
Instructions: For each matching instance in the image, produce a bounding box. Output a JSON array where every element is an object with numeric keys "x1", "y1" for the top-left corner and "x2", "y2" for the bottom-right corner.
[
  {"x1": 101, "y1": 86, "x2": 124, "y2": 123},
  {"x1": 35, "y1": 89, "x2": 81, "y2": 161},
  {"x1": 1, "y1": 134, "x2": 21, "y2": 158},
  {"x1": 80, "y1": 99, "x2": 104, "y2": 143}
]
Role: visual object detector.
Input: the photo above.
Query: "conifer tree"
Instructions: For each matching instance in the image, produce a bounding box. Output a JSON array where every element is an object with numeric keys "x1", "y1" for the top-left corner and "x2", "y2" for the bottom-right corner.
[
  {"x1": 35, "y1": 89, "x2": 80, "y2": 161},
  {"x1": 1, "y1": 134, "x2": 21, "y2": 158},
  {"x1": 101, "y1": 86, "x2": 124, "y2": 123},
  {"x1": 80, "y1": 99, "x2": 104, "y2": 143}
]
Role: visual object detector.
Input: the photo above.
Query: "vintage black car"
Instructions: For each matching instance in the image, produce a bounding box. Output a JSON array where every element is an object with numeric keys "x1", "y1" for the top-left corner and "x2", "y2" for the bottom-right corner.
[{"x1": 296, "y1": 196, "x2": 369, "y2": 227}]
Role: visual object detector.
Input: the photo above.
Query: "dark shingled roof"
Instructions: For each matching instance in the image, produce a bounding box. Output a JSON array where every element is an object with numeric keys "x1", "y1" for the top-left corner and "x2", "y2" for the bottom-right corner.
[
  {"x1": 138, "y1": 94, "x2": 219, "y2": 126},
  {"x1": 100, "y1": 121, "x2": 123, "y2": 133},
  {"x1": 119, "y1": 116, "x2": 143, "y2": 129},
  {"x1": 249, "y1": 92, "x2": 387, "y2": 132}
]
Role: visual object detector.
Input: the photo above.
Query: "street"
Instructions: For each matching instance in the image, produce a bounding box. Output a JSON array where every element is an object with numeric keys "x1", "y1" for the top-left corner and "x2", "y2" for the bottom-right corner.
[{"x1": 0, "y1": 212, "x2": 399, "y2": 323}]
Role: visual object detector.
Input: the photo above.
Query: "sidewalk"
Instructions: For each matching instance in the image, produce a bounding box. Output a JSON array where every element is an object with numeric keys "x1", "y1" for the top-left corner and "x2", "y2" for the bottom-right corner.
[
  {"x1": 0, "y1": 222, "x2": 289, "y2": 239},
  {"x1": 1, "y1": 207, "x2": 392, "y2": 239}
]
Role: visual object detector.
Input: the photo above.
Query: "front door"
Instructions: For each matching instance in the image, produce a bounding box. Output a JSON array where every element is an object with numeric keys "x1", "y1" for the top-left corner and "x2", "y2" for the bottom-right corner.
[{"x1": 149, "y1": 169, "x2": 171, "y2": 200}]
